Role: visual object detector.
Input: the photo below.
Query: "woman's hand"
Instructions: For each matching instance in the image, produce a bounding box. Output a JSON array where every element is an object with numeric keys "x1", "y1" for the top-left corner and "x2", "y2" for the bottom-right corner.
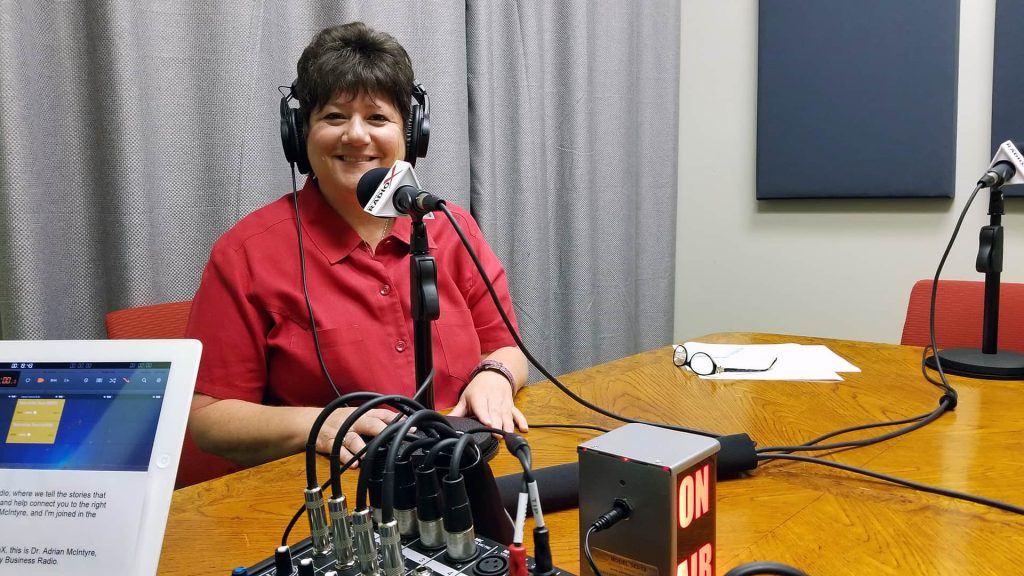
[
  {"x1": 313, "y1": 407, "x2": 401, "y2": 467},
  {"x1": 448, "y1": 370, "x2": 528, "y2": 434}
]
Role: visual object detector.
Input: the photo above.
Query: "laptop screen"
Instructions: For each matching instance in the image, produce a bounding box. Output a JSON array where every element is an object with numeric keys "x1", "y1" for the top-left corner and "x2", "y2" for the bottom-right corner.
[
  {"x1": 0, "y1": 340, "x2": 200, "y2": 576},
  {"x1": 0, "y1": 362, "x2": 172, "y2": 472}
]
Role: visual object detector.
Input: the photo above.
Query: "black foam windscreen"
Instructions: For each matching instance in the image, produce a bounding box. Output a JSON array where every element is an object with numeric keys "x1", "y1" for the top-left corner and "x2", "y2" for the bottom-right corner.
[
  {"x1": 356, "y1": 167, "x2": 391, "y2": 208},
  {"x1": 716, "y1": 433, "x2": 758, "y2": 478},
  {"x1": 495, "y1": 463, "x2": 579, "y2": 516},
  {"x1": 493, "y1": 434, "x2": 759, "y2": 515}
]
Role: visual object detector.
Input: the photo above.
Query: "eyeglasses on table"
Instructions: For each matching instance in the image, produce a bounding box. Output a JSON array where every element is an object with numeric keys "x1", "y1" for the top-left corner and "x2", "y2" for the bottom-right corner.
[{"x1": 672, "y1": 344, "x2": 778, "y2": 376}]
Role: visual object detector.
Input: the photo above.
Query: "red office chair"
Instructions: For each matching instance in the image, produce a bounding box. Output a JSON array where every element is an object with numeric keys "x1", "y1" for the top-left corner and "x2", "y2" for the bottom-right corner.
[
  {"x1": 900, "y1": 279, "x2": 1024, "y2": 352},
  {"x1": 105, "y1": 300, "x2": 242, "y2": 489}
]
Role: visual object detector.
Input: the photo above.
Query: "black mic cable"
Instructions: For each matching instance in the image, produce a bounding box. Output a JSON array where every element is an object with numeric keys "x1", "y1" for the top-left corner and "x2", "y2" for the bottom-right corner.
[
  {"x1": 440, "y1": 184, "x2": 1024, "y2": 518},
  {"x1": 362, "y1": 416, "x2": 458, "y2": 519},
  {"x1": 281, "y1": 451, "x2": 362, "y2": 547},
  {"x1": 305, "y1": 391, "x2": 378, "y2": 489},
  {"x1": 759, "y1": 182, "x2": 1024, "y2": 517},
  {"x1": 382, "y1": 410, "x2": 458, "y2": 521},
  {"x1": 358, "y1": 168, "x2": 719, "y2": 433},
  {"x1": 755, "y1": 181, "x2": 985, "y2": 457},
  {"x1": 357, "y1": 168, "x2": 731, "y2": 442},
  {"x1": 755, "y1": 399, "x2": 948, "y2": 455},
  {"x1": 300, "y1": 394, "x2": 425, "y2": 557},
  {"x1": 441, "y1": 434, "x2": 479, "y2": 562},
  {"x1": 328, "y1": 394, "x2": 431, "y2": 496},
  {"x1": 505, "y1": 435, "x2": 533, "y2": 576},
  {"x1": 583, "y1": 499, "x2": 632, "y2": 576},
  {"x1": 436, "y1": 204, "x2": 721, "y2": 439},
  {"x1": 757, "y1": 452, "x2": 1024, "y2": 515}
]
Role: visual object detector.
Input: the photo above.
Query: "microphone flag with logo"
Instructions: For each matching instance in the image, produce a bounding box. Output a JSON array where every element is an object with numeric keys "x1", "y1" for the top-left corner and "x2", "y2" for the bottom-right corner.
[{"x1": 357, "y1": 161, "x2": 424, "y2": 218}]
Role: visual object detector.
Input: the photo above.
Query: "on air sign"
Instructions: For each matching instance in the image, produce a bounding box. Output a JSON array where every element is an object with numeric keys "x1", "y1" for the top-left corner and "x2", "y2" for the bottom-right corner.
[{"x1": 676, "y1": 462, "x2": 715, "y2": 576}]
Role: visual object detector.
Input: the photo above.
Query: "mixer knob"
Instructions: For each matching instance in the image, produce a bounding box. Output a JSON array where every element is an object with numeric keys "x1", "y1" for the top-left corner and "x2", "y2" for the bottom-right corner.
[{"x1": 274, "y1": 546, "x2": 296, "y2": 576}]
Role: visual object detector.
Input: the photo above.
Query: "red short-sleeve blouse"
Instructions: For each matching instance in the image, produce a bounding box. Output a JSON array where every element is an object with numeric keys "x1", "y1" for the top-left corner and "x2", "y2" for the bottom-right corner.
[{"x1": 185, "y1": 178, "x2": 520, "y2": 409}]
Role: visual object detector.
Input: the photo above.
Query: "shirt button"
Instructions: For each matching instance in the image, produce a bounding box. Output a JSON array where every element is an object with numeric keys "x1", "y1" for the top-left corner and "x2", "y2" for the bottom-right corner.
[
  {"x1": 379, "y1": 284, "x2": 391, "y2": 296},
  {"x1": 395, "y1": 340, "x2": 407, "y2": 352}
]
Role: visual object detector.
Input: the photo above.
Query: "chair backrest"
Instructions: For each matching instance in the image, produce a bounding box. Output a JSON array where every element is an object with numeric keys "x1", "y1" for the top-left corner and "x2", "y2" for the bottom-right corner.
[
  {"x1": 105, "y1": 300, "x2": 242, "y2": 489},
  {"x1": 104, "y1": 300, "x2": 194, "y2": 340},
  {"x1": 901, "y1": 279, "x2": 1024, "y2": 352}
]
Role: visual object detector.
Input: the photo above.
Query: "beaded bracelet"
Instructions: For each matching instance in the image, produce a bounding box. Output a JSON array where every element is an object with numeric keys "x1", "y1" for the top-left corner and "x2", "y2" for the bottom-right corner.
[{"x1": 469, "y1": 359, "x2": 516, "y2": 393}]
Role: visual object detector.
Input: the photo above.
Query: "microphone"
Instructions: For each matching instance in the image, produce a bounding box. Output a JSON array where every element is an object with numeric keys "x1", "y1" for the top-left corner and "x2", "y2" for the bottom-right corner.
[
  {"x1": 357, "y1": 161, "x2": 445, "y2": 217},
  {"x1": 979, "y1": 140, "x2": 1024, "y2": 188}
]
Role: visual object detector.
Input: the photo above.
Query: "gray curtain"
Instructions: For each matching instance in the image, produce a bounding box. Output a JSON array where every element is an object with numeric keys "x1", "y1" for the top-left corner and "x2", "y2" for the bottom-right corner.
[
  {"x1": 466, "y1": 1, "x2": 680, "y2": 376},
  {"x1": 0, "y1": 0, "x2": 678, "y2": 378}
]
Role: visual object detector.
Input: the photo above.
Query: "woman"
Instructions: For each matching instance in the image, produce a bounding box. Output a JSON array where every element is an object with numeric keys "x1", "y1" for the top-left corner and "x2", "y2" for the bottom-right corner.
[{"x1": 186, "y1": 22, "x2": 528, "y2": 467}]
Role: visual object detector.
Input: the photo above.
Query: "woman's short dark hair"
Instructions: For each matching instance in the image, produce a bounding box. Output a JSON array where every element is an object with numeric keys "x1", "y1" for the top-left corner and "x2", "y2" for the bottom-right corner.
[{"x1": 295, "y1": 22, "x2": 414, "y2": 127}]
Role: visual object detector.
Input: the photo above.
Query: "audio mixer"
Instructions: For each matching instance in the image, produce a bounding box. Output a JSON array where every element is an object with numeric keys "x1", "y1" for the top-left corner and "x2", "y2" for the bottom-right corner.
[{"x1": 235, "y1": 532, "x2": 573, "y2": 576}]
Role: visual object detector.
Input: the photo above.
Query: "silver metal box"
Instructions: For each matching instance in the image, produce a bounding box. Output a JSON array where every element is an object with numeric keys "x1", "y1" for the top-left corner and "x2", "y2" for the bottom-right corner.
[{"x1": 579, "y1": 423, "x2": 720, "y2": 576}]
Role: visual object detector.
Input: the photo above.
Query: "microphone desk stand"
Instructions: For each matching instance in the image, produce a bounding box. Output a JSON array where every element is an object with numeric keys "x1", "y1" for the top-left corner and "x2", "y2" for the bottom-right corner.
[
  {"x1": 409, "y1": 214, "x2": 440, "y2": 408},
  {"x1": 926, "y1": 185, "x2": 1024, "y2": 379}
]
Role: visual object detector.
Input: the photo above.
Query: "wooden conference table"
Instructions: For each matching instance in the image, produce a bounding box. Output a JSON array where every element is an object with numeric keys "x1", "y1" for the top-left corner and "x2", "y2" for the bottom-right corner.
[{"x1": 159, "y1": 333, "x2": 1024, "y2": 575}]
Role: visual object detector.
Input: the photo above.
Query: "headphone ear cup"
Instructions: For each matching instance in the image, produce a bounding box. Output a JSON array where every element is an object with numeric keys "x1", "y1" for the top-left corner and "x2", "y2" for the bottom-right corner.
[
  {"x1": 405, "y1": 104, "x2": 422, "y2": 165},
  {"x1": 280, "y1": 97, "x2": 311, "y2": 174},
  {"x1": 415, "y1": 108, "x2": 430, "y2": 159},
  {"x1": 405, "y1": 84, "x2": 431, "y2": 166},
  {"x1": 291, "y1": 109, "x2": 311, "y2": 175}
]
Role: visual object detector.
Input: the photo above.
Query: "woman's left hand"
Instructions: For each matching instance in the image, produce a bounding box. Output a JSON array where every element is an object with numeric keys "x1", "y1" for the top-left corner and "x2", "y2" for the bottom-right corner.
[{"x1": 448, "y1": 370, "x2": 528, "y2": 434}]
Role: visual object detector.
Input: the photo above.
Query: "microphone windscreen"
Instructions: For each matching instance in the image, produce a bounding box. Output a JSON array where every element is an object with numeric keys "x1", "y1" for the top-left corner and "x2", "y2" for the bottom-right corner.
[
  {"x1": 356, "y1": 167, "x2": 391, "y2": 208},
  {"x1": 496, "y1": 463, "x2": 579, "y2": 515},
  {"x1": 495, "y1": 434, "x2": 759, "y2": 515},
  {"x1": 716, "y1": 433, "x2": 758, "y2": 478}
]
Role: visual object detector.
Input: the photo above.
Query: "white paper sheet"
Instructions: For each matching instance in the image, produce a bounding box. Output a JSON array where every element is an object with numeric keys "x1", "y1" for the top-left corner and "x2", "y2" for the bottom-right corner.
[{"x1": 678, "y1": 342, "x2": 860, "y2": 381}]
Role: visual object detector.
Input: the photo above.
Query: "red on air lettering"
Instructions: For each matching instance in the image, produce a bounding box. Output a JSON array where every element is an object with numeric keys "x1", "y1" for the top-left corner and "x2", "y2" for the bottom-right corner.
[
  {"x1": 675, "y1": 542, "x2": 713, "y2": 576},
  {"x1": 678, "y1": 463, "x2": 711, "y2": 529}
]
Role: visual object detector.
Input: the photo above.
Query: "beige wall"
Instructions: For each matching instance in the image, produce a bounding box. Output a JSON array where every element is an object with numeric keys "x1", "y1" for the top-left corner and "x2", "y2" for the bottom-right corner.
[{"x1": 675, "y1": 0, "x2": 1024, "y2": 344}]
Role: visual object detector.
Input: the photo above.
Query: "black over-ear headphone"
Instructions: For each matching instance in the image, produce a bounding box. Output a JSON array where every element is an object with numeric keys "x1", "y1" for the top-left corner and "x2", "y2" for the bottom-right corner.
[
  {"x1": 279, "y1": 81, "x2": 431, "y2": 174},
  {"x1": 405, "y1": 83, "x2": 430, "y2": 164}
]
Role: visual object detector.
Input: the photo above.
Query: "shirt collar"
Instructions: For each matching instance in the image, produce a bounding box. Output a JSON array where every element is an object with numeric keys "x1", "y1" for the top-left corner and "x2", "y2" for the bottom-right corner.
[{"x1": 298, "y1": 178, "x2": 411, "y2": 264}]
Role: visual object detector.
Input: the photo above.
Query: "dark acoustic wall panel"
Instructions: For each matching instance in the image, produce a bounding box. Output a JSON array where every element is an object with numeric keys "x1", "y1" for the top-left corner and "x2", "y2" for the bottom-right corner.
[
  {"x1": 991, "y1": 0, "x2": 1024, "y2": 196},
  {"x1": 757, "y1": 0, "x2": 960, "y2": 199}
]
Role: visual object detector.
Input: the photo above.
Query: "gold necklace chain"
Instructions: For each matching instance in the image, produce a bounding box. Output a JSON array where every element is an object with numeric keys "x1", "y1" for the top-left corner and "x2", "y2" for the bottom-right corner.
[{"x1": 375, "y1": 218, "x2": 394, "y2": 249}]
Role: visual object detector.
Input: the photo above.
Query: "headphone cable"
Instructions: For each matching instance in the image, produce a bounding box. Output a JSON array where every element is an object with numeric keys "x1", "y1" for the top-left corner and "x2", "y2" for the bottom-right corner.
[{"x1": 291, "y1": 166, "x2": 344, "y2": 400}]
